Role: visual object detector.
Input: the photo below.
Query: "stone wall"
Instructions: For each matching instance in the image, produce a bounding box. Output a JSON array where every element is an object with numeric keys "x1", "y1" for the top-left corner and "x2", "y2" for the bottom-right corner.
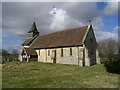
[
  {"x1": 35, "y1": 46, "x2": 85, "y2": 66},
  {"x1": 96, "y1": 49, "x2": 101, "y2": 64},
  {"x1": 56, "y1": 47, "x2": 78, "y2": 65},
  {"x1": 84, "y1": 27, "x2": 101, "y2": 66}
]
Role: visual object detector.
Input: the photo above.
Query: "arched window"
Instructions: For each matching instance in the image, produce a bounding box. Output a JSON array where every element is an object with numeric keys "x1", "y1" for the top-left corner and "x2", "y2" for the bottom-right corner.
[
  {"x1": 61, "y1": 49, "x2": 63, "y2": 57},
  {"x1": 48, "y1": 50, "x2": 50, "y2": 56},
  {"x1": 39, "y1": 50, "x2": 40, "y2": 56},
  {"x1": 70, "y1": 48, "x2": 72, "y2": 55}
]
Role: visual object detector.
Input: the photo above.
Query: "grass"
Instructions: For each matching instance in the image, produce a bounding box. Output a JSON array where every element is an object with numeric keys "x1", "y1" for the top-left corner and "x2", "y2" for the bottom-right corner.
[{"x1": 2, "y1": 61, "x2": 119, "y2": 88}]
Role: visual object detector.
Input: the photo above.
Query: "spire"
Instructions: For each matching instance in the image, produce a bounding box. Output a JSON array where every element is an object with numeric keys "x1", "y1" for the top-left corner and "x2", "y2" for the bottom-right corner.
[
  {"x1": 28, "y1": 20, "x2": 39, "y2": 38},
  {"x1": 28, "y1": 21, "x2": 38, "y2": 33}
]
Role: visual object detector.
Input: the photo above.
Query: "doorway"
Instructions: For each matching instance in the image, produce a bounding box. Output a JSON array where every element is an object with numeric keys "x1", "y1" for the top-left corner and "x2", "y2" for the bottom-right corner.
[
  {"x1": 53, "y1": 50, "x2": 56, "y2": 64},
  {"x1": 82, "y1": 50, "x2": 85, "y2": 66}
]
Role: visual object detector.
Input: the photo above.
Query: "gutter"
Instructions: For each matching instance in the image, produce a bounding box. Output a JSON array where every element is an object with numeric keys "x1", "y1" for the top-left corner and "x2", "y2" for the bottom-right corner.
[{"x1": 34, "y1": 45, "x2": 83, "y2": 50}]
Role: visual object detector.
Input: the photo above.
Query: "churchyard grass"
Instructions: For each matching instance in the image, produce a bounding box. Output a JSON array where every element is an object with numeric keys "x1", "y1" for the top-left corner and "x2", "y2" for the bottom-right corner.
[{"x1": 2, "y1": 61, "x2": 119, "y2": 88}]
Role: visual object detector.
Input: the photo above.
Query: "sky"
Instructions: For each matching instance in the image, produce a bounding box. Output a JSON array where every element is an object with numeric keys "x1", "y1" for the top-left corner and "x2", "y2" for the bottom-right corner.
[{"x1": 1, "y1": 0, "x2": 119, "y2": 52}]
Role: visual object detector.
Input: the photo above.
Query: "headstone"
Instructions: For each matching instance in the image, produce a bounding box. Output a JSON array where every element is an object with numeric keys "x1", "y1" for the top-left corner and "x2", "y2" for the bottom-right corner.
[
  {"x1": 0, "y1": 61, "x2": 4, "y2": 64},
  {"x1": 7, "y1": 57, "x2": 12, "y2": 62}
]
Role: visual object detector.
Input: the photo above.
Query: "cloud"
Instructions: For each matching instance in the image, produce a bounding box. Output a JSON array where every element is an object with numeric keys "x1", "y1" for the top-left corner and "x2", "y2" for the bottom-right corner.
[
  {"x1": 2, "y1": 2, "x2": 102, "y2": 36},
  {"x1": 114, "y1": 26, "x2": 120, "y2": 31},
  {"x1": 2, "y1": 44, "x2": 20, "y2": 53},
  {"x1": 62, "y1": 2, "x2": 100, "y2": 24},
  {"x1": 95, "y1": 30, "x2": 118, "y2": 41},
  {"x1": 0, "y1": 2, "x2": 1, "y2": 50},
  {"x1": 102, "y1": 1, "x2": 118, "y2": 15},
  {"x1": 2, "y1": 2, "x2": 53, "y2": 37},
  {"x1": 2, "y1": 2, "x2": 118, "y2": 51},
  {"x1": 92, "y1": 16, "x2": 104, "y2": 31},
  {"x1": 49, "y1": 8, "x2": 70, "y2": 31},
  {"x1": 0, "y1": 2, "x2": 2, "y2": 37}
]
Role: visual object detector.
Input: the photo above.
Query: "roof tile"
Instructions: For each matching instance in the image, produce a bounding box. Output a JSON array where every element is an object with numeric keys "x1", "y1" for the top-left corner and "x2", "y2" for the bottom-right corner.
[{"x1": 30, "y1": 25, "x2": 88, "y2": 49}]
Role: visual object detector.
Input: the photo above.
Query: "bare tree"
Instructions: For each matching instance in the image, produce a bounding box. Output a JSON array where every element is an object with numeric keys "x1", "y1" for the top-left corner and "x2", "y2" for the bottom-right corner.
[
  {"x1": 2, "y1": 49, "x2": 9, "y2": 55},
  {"x1": 98, "y1": 38, "x2": 118, "y2": 62},
  {"x1": 2, "y1": 49, "x2": 10, "y2": 61}
]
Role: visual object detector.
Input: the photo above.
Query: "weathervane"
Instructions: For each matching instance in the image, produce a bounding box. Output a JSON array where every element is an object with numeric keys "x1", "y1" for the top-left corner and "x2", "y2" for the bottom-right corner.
[
  {"x1": 89, "y1": 20, "x2": 92, "y2": 25},
  {"x1": 52, "y1": 1, "x2": 56, "y2": 14}
]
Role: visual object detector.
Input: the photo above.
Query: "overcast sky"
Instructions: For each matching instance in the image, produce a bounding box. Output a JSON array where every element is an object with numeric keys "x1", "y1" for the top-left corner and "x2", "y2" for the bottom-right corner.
[{"x1": 1, "y1": 1, "x2": 119, "y2": 52}]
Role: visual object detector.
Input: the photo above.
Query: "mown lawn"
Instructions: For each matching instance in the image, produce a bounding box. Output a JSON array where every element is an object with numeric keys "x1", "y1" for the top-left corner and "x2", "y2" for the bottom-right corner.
[{"x1": 2, "y1": 61, "x2": 119, "y2": 88}]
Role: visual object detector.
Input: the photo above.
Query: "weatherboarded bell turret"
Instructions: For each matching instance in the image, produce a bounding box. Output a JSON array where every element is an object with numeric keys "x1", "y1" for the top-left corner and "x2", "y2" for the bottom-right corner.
[
  {"x1": 22, "y1": 21, "x2": 39, "y2": 47},
  {"x1": 28, "y1": 21, "x2": 39, "y2": 38},
  {"x1": 19, "y1": 21, "x2": 39, "y2": 62}
]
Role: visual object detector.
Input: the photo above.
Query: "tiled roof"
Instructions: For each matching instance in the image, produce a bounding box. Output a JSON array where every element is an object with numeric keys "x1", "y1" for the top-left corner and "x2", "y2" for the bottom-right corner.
[
  {"x1": 30, "y1": 25, "x2": 89, "y2": 49},
  {"x1": 25, "y1": 48, "x2": 37, "y2": 55},
  {"x1": 22, "y1": 35, "x2": 38, "y2": 46}
]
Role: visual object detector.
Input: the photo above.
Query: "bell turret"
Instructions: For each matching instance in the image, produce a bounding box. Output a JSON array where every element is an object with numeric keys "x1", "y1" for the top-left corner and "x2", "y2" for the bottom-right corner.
[{"x1": 28, "y1": 21, "x2": 39, "y2": 38}]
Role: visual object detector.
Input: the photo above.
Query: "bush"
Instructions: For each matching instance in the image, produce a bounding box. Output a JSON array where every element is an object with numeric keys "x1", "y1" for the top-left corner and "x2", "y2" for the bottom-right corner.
[{"x1": 104, "y1": 55, "x2": 120, "y2": 74}]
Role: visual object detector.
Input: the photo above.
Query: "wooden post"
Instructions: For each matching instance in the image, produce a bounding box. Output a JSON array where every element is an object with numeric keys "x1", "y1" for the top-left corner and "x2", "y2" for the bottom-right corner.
[{"x1": 26, "y1": 54, "x2": 29, "y2": 62}]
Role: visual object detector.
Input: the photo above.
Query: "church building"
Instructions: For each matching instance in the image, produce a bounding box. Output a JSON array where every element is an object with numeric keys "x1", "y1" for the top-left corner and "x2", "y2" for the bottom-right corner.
[{"x1": 19, "y1": 21, "x2": 100, "y2": 66}]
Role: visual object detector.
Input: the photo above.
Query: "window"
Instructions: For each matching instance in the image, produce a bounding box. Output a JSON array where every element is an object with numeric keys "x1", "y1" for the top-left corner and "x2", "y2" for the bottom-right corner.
[
  {"x1": 38, "y1": 50, "x2": 40, "y2": 55},
  {"x1": 61, "y1": 49, "x2": 63, "y2": 57},
  {"x1": 70, "y1": 48, "x2": 72, "y2": 55},
  {"x1": 48, "y1": 50, "x2": 50, "y2": 56}
]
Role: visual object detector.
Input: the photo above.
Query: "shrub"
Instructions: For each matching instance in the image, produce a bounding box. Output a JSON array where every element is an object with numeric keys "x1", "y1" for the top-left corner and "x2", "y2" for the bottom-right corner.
[{"x1": 104, "y1": 55, "x2": 120, "y2": 74}]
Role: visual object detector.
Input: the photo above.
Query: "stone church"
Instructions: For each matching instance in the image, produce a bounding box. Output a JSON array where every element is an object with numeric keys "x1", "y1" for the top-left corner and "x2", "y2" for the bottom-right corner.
[{"x1": 19, "y1": 21, "x2": 100, "y2": 66}]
